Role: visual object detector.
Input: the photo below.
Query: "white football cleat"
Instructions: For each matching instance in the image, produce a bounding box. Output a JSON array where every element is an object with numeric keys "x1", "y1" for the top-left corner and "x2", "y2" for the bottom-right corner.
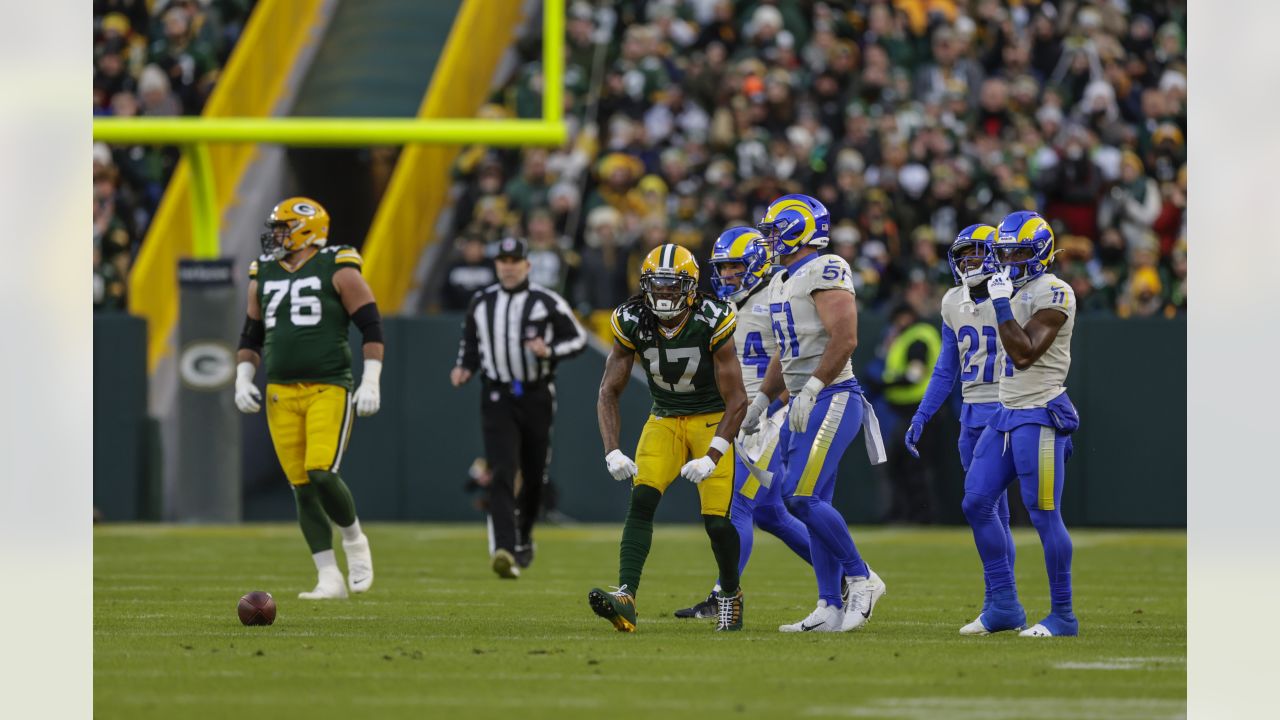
[
  {"x1": 1020, "y1": 624, "x2": 1053, "y2": 637},
  {"x1": 779, "y1": 600, "x2": 843, "y2": 633},
  {"x1": 959, "y1": 616, "x2": 991, "y2": 636},
  {"x1": 840, "y1": 568, "x2": 887, "y2": 632},
  {"x1": 299, "y1": 568, "x2": 348, "y2": 600},
  {"x1": 343, "y1": 534, "x2": 374, "y2": 593}
]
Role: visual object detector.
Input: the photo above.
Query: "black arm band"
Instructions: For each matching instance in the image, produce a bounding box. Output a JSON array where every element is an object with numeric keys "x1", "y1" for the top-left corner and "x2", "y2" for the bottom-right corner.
[
  {"x1": 351, "y1": 302, "x2": 384, "y2": 345},
  {"x1": 239, "y1": 316, "x2": 265, "y2": 353}
]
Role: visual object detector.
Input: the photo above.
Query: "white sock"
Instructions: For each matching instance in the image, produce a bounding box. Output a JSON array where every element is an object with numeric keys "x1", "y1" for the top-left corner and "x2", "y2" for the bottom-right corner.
[
  {"x1": 339, "y1": 519, "x2": 363, "y2": 543},
  {"x1": 313, "y1": 549, "x2": 339, "y2": 573}
]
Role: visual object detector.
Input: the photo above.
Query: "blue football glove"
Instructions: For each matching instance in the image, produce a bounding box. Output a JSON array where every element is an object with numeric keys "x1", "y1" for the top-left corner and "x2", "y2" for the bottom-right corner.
[{"x1": 904, "y1": 419, "x2": 924, "y2": 459}]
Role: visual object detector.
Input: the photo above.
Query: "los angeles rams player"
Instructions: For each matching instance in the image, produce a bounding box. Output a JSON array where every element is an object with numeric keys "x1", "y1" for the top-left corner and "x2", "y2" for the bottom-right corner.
[
  {"x1": 961, "y1": 211, "x2": 1080, "y2": 637},
  {"x1": 674, "y1": 227, "x2": 813, "y2": 620},
  {"x1": 905, "y1": 224, "x2": 1018, "y2": 619},
  {"x1": 590, "y1": 244, "x2": 748, "y2": 632},
  {"x1": 749, "y1": 194, "x2": 888, "y2": 633},
  {"x1": 234, "y1": 197, "x2": 382, "y2": 599}
]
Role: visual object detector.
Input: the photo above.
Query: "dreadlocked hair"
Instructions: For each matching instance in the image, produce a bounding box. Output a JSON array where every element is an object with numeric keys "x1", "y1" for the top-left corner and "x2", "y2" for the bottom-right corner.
[{"x1": 622, "y1": 290, "x2": 718, "y2": 344}]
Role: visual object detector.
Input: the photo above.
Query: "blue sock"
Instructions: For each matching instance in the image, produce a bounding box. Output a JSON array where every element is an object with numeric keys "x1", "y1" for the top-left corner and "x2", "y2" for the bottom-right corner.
[
  {"x1": 786, "y1": 495, "x2": 864, "y2": 606},
  {"x1": 1027, "y1": 508, "x2": 1074, "y2": 616},
  {"x1": 962, "y1": 491, "x2": 1015, "y2": 596},
  {"x1": 983, "y1": 491, "x2": 1016, "y2": 611},
  {"x1": 753, "y1": 502, "x2": 812, "y2": 566},
  {"x1": 728, "y1": 492, "x2": 755, "y2": 580}
]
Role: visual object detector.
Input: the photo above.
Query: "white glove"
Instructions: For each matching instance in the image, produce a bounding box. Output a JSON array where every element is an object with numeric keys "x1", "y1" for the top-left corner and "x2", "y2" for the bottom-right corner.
[
  {"x1": 987, "y1": 268, "x2": 1014, "y2": 301},
  {"x1": 354, "y1": 359, "x2": 382, "y2": 417},
  {"x1": 739, "y1": 392, "x2": 771, "y2": 440},
  {"x1": 789, "y1": 376, "x2": 825, "y2": 433},
  {"x1": 605, "y1": 449, "x2": 638, "y2": 482},
  {"x1": 234, "y1": 361, "x2": 262, "y2": 414},
  {"x1": 680, "y1": 456, "x2": 717, "y2": 484}
]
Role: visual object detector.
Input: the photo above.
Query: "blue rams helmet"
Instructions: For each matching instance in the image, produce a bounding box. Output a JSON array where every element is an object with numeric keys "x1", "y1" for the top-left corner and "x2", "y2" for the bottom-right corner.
[
  {"x1": 994, "y1": 211, "x2": 1055, "y2": 287},
  {"x1": 948, "y1": 224, "x2": 1000, "y2": 287},
  {"x1": 757, "y1": 194, "x2": 831, "y2": 259},
  {"x1": 709, "y1": 226, "x2": 771, "y2": 303}
]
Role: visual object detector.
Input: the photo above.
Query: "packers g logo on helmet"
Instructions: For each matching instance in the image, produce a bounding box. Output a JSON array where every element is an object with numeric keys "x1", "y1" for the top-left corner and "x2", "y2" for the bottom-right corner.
[
  {"x1": 948, "y1": 224, "x2": 999, "y2": 288},
  {"x1": 757, "y1": 194, "x2": 831, "y2": 259},
  {"x1": 640, "y1": 243, "x2": 699, "y2": 320},
  {"x1": 709, "y1": 226, "x2": 771, "y2": 304},
  {"x1": 994, "y1": 211, "x2": 1055, "y2": 288},
  {"x1": 261, "y1": 196, "x2": 330, "y2": 259}
]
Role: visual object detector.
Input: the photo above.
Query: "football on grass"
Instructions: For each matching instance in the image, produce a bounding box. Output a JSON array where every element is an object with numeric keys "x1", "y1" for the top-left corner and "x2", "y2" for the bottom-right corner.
[{"x1": 237, "y1": 591, "x2": 276, "y2": 626}]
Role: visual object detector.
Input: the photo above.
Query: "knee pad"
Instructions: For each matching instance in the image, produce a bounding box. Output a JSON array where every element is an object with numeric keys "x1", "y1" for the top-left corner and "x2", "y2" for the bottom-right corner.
[
  {"x1": 306, "y1": 469, "x2": 340, "y2": 488},
  {"x1": 752, "y1": 502, "x2": 787, "y2": 532},
  {"x1": 293, "y1": 481, "x2": 321, "y2": 506},
  {"x1": 961, "y1": 492, "x2": 997, "y2": 523},
  {"x1": 628, "y1": 484, "x2": 662, "y2": 522},
  {"x1": 703, "y1": 513, "x2": 734, "y2": 536},
  {"x1": 1026, "y1": 507, "x2": 1066, "y2": 534},
  {"x1": 784, "y1": 494, "x2": 817, "y2": 521}
]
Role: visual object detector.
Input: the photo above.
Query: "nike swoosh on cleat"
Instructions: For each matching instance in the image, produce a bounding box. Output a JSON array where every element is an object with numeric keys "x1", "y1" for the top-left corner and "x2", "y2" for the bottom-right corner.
[
  {"x1": 800, "y1": 622, "x2": 825, "y2": 631},
  {"x1": 705, "y1": 422, "x2": 718, "y2": 427}
]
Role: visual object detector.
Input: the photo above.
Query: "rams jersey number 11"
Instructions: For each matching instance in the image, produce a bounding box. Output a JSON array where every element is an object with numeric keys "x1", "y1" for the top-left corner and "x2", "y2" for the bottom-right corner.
[{"x1": 610, "y1": 298, "x2": 736, "y2": 418}]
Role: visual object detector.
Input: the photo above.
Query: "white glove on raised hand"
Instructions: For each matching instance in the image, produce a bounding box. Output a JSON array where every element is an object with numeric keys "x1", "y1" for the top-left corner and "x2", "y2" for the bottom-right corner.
[
  {"x1": 680, "y1": 456, "x2": 717, "y2": 484},
  {"x1": 234, "y1": 361, "x2": 262, "y2": 414},
  {"x1": 987, "y1": 268, "x2": 1014, "y2": 301},
  {"x1": 789, "y1": 376, "x2": 825, "y2": 433},
  {"x1": 354, "y1": 359, "x2": 382, "y2": 417},
  {"x1": 739, "y1": 393, "x2": 771, "y2": 440},
  {"x1": 605, "y1": 449, "x2": 638, "y2": 482}
]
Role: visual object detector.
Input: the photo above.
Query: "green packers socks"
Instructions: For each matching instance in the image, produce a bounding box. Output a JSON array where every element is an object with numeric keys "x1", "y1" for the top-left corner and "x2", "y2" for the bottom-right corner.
[
  {"x1": 618, "y1": 485, "x2": 661, "y2": 594},
  {"x1": 307, "y1": 469, "x2": 357, "y2": 528},
  {"x1": 703, "y1": 513, "x2": 741, "y2": 595},
  {"x1": 293, "y1": 482, "x2": 333, "y2": 553}
]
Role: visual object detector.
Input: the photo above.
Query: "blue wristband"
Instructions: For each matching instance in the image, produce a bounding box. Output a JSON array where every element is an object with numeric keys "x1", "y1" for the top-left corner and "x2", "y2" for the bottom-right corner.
[{"x1": 993, "y1": 297, "x2": 1015, "y2": 325}]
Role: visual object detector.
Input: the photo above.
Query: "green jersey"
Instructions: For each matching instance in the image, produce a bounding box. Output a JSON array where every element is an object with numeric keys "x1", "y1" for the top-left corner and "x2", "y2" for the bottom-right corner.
[
  {"x1": 250, "y1": 245, "x2": 364, "y2": 390},
  {"x1": 610, "y1": 297, "x2": 737, "y2": 418}
]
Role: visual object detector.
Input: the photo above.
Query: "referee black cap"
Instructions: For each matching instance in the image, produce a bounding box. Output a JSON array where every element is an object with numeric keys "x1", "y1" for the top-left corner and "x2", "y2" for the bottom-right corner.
[{"x1": 495, "y1": 236, "x2": 528, "y2": 260}]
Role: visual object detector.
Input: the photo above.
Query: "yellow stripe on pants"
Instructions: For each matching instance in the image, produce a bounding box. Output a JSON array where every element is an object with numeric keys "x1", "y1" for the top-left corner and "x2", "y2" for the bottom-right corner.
[
  {"x1": 795, "y1": 393, "x2": 848, "y2": 497},
  {"x1": 1038, "y1": 425, "x2": 1056, "y2": 510}
]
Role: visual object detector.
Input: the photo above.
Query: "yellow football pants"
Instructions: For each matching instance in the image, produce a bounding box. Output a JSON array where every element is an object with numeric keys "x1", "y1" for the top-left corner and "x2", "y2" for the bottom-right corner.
[
  {"x1": 634, "y1": 411, "x2": 734, "y2": 516},
  {"x1": 265, "y1": 383, "x2": 355, "y2": 486}
]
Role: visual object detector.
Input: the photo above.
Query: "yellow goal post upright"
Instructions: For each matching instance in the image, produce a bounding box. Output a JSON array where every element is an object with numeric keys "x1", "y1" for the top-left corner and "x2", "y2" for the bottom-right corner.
[{"x1": 92, "y1": 0, "x2": 566, "y2": 351}]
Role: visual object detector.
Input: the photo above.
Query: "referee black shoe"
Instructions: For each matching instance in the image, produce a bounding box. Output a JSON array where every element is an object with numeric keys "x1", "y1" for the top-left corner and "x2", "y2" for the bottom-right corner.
[
  {"x1": 514, "y1": 543, "x2": 535, "y2": 569},
  {"x1": 673, "y1": 591, "x2": 718, "y2": 619}
]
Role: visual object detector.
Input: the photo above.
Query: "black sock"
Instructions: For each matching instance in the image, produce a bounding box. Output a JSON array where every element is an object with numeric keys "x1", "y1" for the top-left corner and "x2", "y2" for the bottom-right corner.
[{"x1": 704, "y1": 513, "x2": 740, "y2": 595}]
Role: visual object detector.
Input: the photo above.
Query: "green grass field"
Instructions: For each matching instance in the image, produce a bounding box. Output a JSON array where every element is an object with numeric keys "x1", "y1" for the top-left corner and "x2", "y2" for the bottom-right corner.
[{"x1": 94, "y1": 524, "x2": 1186, "y2": 719}]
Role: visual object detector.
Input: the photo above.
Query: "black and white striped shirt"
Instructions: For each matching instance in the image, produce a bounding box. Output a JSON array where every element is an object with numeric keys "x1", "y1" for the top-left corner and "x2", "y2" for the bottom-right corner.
[{"x1": 456, "y1": 281, "x2": 588, "y2": 384}]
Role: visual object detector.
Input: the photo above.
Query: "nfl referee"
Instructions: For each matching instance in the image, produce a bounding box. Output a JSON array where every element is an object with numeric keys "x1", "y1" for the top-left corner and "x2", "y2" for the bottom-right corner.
[{"x1": 451, "y1": 236, "x2": 588, "y2": 578}]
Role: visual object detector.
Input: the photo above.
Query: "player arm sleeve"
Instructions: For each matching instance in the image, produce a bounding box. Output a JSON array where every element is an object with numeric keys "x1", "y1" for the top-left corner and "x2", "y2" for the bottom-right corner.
[
  {"x1": 350, "y1": 302, "x2": 383, "y2": 345},
  {"x1": 457, "y1": 292, "x2": 482, "y2": 371},
  {"x1": 548, "y1": 292, "x2": 588, "y2": 359},
  {"x1": 238, "y1": 315, "x2": 265, "y2": 354},
  {"x1": 609, "y1": 308, "x2": 636, "y2": 350},
  {"x1": 913, "y1": 321, "x2": 960, "y2": 423},
  {"x1": 709, "y1": 307, "x2": 737, "y2": 352}
]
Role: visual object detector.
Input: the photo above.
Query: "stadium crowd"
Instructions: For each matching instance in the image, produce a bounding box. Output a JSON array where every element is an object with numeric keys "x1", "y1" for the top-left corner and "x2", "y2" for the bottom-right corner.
[
  {"x1": 93, "y1": 0, "x2": 255, "y2": 312},
  {"x1": 438, "y1": 0, "x2": 1186, "y2": 331}
]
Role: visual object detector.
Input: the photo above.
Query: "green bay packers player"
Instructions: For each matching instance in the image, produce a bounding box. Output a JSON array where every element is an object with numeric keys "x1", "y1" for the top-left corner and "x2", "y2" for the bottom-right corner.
[
  {"x1": 590, "y1": 244, "x2": 748, "y2": 632},
  {"x1": 234, "y1": 197, "x2": 383, "y2": 600}
]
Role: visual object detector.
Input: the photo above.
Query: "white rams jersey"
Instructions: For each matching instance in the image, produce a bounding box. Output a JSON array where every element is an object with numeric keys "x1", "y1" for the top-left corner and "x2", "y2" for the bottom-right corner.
[
  {"x1": 767, "y1": 253, "x2": 856, "y2": 395},
  {"x1": 1000, "y1": 272, "x2": 1075, "y2": 408},
  {"x1": 939, "y1": 286, "x2": 1010, "y2": 405},
  {"x1": 733, "y1": 286, "x2": 777, "y2": 397}
]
